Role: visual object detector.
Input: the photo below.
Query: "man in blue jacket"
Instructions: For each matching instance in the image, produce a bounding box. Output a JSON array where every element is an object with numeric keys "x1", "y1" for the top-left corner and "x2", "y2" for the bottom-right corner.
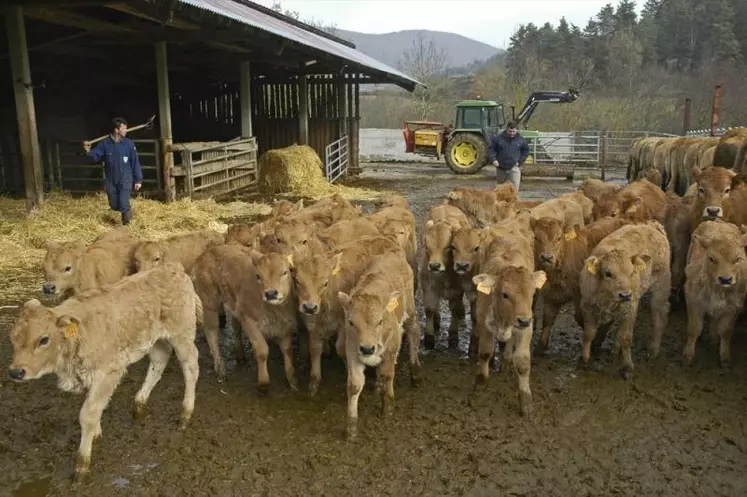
[
  {"x1": 83, "y1": 117, "x2": 143, "y2": 225},
  {"x1": 487, "y1": 120, "x2": 530, "y2": 191}
]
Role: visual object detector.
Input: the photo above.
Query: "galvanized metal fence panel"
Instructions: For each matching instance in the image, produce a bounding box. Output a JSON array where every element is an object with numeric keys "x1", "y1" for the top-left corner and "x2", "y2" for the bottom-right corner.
[{"x1": 325, "y1": 135, "x2": 348, "y2": 183}]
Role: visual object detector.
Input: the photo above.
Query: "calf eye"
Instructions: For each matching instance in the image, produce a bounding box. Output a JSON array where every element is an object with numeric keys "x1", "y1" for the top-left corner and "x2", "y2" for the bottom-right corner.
[
  {"x1": 283, "y1": 270, "x2": 288, "y2": 276},
  {"x1": 448, "y1": 245, "x2": 456, "y2": 251},
  {"x1": 256, "y1": 274, "x2": 261, "y2": 281},
  {"x1": 64, "y1": 266, "x2": 72, "y2": 272},
  {"x1": 708, "y1": 255, "x2": 716, "y2": 263},
  {"x1": 502, "y1": 292, "x2": 509, "y2": 300},
  {"x1": 473, "y1": 246, "x2": 479, "y2": 252},
  {"x1": 323, "y1": 280, "x2": 329, "y2": 287},
  {"x1": 155, "y1": 257, "x2": 161, "y2": 262},
  {"x1": 348, "y1": 319, "x2": 354, "y2": 327},
  {"x1": 39, "y1": 336, "x2": 49, "y2": 346},
  {"x1": 301, "y1": 240, "x2": 308, "y2": 245},
  {"x1": 725, "y1": 188, "x2": 731, "y2": 194},
  {"x1": 605, "y1": 270, "x2": 613, "y2": 278},
  {"x1": 698, "y1": 187, "x2": 705, "y2": 195}
]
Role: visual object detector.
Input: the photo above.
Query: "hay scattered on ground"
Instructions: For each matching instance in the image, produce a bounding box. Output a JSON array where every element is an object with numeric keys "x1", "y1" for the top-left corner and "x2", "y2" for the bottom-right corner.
[
  {"x1": 0, "y1": 191, "x2": 271, "y2": 303},
  {"x1": 257, "y1": 144, "x2": 389, "y2": 201}
]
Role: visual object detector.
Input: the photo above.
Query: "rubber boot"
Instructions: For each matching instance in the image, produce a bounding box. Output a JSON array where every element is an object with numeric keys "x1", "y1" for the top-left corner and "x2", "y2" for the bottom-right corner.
[{"x1": 121, "y1": 210, "x2": 132, "y2": 225}]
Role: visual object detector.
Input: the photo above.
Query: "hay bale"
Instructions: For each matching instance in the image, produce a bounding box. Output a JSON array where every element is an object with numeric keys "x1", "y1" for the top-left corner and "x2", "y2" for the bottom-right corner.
[
  {"x1": 257, "y1": 144, "x2": 388, "y2": 201},
  {"x1": 0, "y1": 191, "x2": 272, "y2": 303}
]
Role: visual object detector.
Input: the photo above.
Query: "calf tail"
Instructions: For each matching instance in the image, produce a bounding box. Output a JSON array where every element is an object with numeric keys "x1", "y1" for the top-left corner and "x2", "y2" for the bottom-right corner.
[{"x1": 194, "y1": 291, "x2": 204, "y2": 327}]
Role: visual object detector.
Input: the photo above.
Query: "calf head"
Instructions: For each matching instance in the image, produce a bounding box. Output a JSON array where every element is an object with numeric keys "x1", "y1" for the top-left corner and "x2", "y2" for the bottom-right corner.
[
  {"x1": 338, "y1": 289, "x2": 402, "y2": 367},
  {"x1": 41, "y1": 240, "x2": 87, "y2": 296},
  {"x1": 531, "y1": 217, "x2": 578, "y2": 268},
  {"x1": 8, "y1": 299, "x2": 78, "y2": 382},
  {"x1": 374, "y1": 194, "x2": 409, "y2": 210},
  {"x1": 591, "y1": 192, "x2": 621, "y2": 221},
  {"x1": 692, "y1": 225, "x2": 747, "y2": 288},
  {"x1": 493, "y1": 201, "x2": 519, "y2": 223},
  {"x1": 274, "y1": 219, "x2": 314, "y2": 259},
  {"x1": 251, "y1": 251, "x2": 295, "y2": 305},
  {"x1": 451, "y1": 227, "x2": 484, "y2": 275},
  {"x1": 271, "y1": 198, "x2": 303, "y2": 218},
  {"x1": 225, "y1": 223, "x2": 264, "y2": 247},
  {"x1": 294, "y1": 252, "x2": 343, "y2": 315},
  {"x1": 472, "y1": 267, "x2": 547, "y2": 341},
  {"x1": 692, "y1": 166, "x2": 736, "y2": 220},
  {"x1": 492, "y1": 182, "x2": 519, "y2": 202},
  {"x1": 584, "y1": 249, "x2": 651, "y2": 302},
  {"x1": 133, "y1": 240, "x2": 164, "y2": 272},
  {"x1": 377, "y1": 218, "x2": 412, "y2": 252},
  {"x1": 424, "y1": 220, "x2": 454, "y2": 273}
]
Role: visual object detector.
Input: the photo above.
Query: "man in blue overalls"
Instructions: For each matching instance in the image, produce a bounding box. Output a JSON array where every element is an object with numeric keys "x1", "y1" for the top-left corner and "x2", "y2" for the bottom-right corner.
[{"x1": 83, "y1": 117, "x2": 143, "y2": 225}]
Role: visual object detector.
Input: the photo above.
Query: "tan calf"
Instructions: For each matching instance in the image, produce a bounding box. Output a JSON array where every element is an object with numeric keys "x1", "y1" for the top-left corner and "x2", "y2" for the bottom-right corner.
[
  {"x1": 579, "y1": 178, "x2": 621, "y2": 204},
  {"x1": 530, "y1": 197, "x2": 586, "y2": 228},
  {"x1": 636, "y1": 168, "x2": 663, "y2": 189},
  {"x1": 591, "y1": 178, "x2": 668, "y2": 223},
  {"x1": 446, "y1": 185, "x2": 517, "y2": 227},
  {"x1": 271, "y1": 198, "x2": 304, "y2": 217},
  {"x1": 373, "y1": 193, "x2": 409, "y2": 210},
  {"x1": 42, "y1": 228, "x2": 138, "y2": 298},
  {"x1": 559, "y1": 191, "x2": 594, "y2": 224},
  {"x1": 319, "y1": 217, "x2": 380, "y2": 246},
  {"x1": 421, "y1": 204, "x2": 472, "y2": 350},
  {"x1": 472, "y1": 225, "x2": 546, "y2": 416},
  {"x1": 191, "y1": 244, "x2": 298, "y2": 391},
  {"x1": 133, "y1": 230, "x2": 225, "y2": 273},
  {"x1": 663, "y1": 192, "x2": 696, "y2": 305},
  {"x1": 294, "y1": 235, "x2": 405, "y2": 394},
  {"x1": 579, "y1": 222, "x2": 671, "y2": 379},
  {"x1": 274, "y1": 217, "x2": 329, "y2": 260},
  {"x1": 367, "y1": 205, "x2": 419, "y2": 285},
  {"x1": 683, "y1": 220, "x2": 747, "y2": 366},
  {"x1": 286, "y1": 193, "x2": 362, "y2": 228},
  {"x1": 8, "y1": 262, "x2": 201, "y2": 482},
  {"x1": 338, "y1": 251, "x2": 422, "y2": 440},
  {"x1": 532, "y1": 216, "x2": 627, "y2": 356},
  {"x1": 690, "y1": 166, "x2": 738, "y2": 233}
]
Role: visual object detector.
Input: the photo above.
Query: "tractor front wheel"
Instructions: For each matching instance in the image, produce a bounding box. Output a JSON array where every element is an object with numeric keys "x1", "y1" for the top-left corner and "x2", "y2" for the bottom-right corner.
[{"x1": 445, "y1": 133, "x2": 488, "y2": 175}]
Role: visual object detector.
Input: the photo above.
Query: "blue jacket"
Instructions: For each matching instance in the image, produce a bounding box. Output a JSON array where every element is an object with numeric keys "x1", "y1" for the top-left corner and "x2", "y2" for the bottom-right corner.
[
  {"x1": 487, "y1": 131, "x2": 530, "y2": 170},
  {"x1": 88, "y1": 136, "x2": 143, "y2": 186}
]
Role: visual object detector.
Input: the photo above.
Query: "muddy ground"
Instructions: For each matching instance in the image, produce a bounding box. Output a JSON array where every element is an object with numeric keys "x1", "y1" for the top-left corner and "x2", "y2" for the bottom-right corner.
[{"x1": 2, "y1": 163, "x2": 747, "y2": 497}]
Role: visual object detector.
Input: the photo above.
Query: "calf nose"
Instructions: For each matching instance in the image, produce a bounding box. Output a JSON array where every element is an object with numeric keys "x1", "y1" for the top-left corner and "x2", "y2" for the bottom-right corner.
[
  {"x1": 264, "y1": 289, "x2": 279, "y2": 301},
  {"x1": 42, "y1": 283, "x2": 55, "y2": 295},
  {"x1": 8, "y1": 368, "x2": 25, "y2": 381},
  {"x1": 540, "y1": 253, "x2": 553, "y2": 263},
  {"x1": 359, "y1": 345, "x2": 375, "y2": 356},
  {"x1": 454, "y1": 262, "x2": 469, "y2": 272},
  {"x1": 618, "y1": 292, "x2": 633, "y2": 302},
  {"x1": 302, "y1": 302, "x2": 319, "y2": 314},
  {"x1": 705, "y1": 206, "x2": 722, "y2": 218},
  {"x1": 719, "y1": 275, "x2": 734, "y2": 286},
  {"x1": 428, "y1": 262, "x2": 443, "y2": 272},
  {"x1": 516, "y1": 317, "x2": 531, "y2": 329}
]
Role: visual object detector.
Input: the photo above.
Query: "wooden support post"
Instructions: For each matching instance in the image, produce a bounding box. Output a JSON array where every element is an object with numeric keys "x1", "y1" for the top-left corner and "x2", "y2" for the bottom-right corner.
[
  {"x1": 155, "y1": 41, "x2": 175, "y2": 201},
  {"x1": 239, "y1": 61, "x2": 253, "y2": 138},
  {"x1": 348, "y1": 81, "x2": 361, "y2": 174},
  {"x1": 299, "y1": 74, "x2": 309, "y2": 145},
  {"x1": 7, "y1": 6, "x2": 45, "y2": 212},
  {"x1": 337, "y1": 75, "x2": 346, "y2": 139},
  {"x1": 682, "y1": 98, "x2": 692, "y2": 136},
  {"x1": 600, "y1": 129, "x2": 608, "y2": 181},
  {"x1": 710, "y1": 85, "x2": 722, "y2": 137}
]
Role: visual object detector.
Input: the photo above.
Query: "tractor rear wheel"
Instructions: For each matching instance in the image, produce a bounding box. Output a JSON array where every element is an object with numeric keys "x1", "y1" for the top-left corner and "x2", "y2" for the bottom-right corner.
[{"x1": 445, "y1": 133, "x2": 488, "y2": 175}]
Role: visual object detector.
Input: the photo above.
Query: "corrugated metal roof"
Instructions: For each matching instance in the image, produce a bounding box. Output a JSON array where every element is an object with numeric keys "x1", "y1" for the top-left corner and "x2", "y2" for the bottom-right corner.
[{"x1": 178, "y1": 0, "x2": 422, "y2": 90}]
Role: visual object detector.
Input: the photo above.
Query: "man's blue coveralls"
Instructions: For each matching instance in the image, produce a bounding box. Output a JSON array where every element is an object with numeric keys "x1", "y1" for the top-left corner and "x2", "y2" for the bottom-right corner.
[{"x1": 87, "y1": 136, "x2": 142, "y2": 220}]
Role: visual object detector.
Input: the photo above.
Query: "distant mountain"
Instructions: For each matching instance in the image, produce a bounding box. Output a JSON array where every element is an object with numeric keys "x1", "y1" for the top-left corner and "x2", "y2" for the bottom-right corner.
[{"x1": 336, "y1": 29, "x2": 503, "y2": 70}]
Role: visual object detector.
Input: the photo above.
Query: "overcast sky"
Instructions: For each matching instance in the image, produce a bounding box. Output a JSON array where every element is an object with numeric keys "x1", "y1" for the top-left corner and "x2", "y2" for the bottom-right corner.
[{"x1": 253, "y1": 0, "x2": 643, "y2": 49}]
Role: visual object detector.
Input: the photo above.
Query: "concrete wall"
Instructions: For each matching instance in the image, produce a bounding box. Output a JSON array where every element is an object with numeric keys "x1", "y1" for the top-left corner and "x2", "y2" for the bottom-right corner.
[{"x1": 358, "y1": 128, "x2": 437, "y2": 163}]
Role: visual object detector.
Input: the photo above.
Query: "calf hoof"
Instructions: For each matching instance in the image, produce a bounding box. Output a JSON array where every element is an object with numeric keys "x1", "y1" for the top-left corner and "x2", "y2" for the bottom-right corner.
[
  {"x1": 410, "y1": 364, "x2": 423, "y2": 387},
  {"x1": 682, "y1": 354, "x2": 694, "y2": 367},
  {"x1": 474, "y1": 373, "x2": 488, "y2": 386},
  {"x1": 620, "y1": 368, "x2": 634, "y2": 381},
  {"x1": 381, "y1": 395, "x2": 395, "y2": 417},
  {"x1": 719, "y1": 359, "x2": 733, "y2": 372},
  {"x1": 346, "y1": 418, "x2": 358, "y2": 441},
  {"x1": 519, "y1": 391, "x2": 533, "y2": 417},
  {"x1": 423, "y1": 334, "x2": 435, "y2": 350},
  {"x1": 287, "y1": 377, "x2": 299, "y2": 392},
  {"x1": 132, "y1": 402, "x2": 148, "y2": 421},
  {"x1": 73, "y1": 455, "x2": 91, "y2": 484},
  {"x1": 178, "y1": 409, "x2": 193, "y2": 431},
  {"x1": 308, "y1": 380, "x2": 320, "y2": 397},
  {"x1": 256, "y1": 382, "x2": 270, "y2": 397},
  {"x1": 215, "y1": 372, "x2": 227, "y2": 384}
]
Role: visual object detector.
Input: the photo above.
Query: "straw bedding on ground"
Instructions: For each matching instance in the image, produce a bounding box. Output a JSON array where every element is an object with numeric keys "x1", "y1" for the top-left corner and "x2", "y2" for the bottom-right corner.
[
  {"x1": 0, "y1": 192, "x2": 272, "y2": 304},
  {"x1": 257, "y1": 144, "x2": 389, "y2": 201}
]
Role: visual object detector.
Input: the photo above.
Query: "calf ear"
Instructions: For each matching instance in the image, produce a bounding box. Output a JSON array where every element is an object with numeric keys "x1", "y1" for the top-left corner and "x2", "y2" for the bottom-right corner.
[
  {"x1": 425, "y1": 220, "x2": 434, "y2": 229},
  {"x1": 472, "y1": 274, "x2": 496, "y2": 294},
  {"x1": 294, "y1": 199, "x2": 304, "y2": 210},
  {"x1": 56, "y1": 314, "x2": 81, "y2": 338},
  {"x1": 731, "y1": 173, "x2": 747, "y2": 190},
  {"x1": 533, "y1": 270, "x2": 547, "y2": 289},
  {"x1": 447, "y1": 190, "x2": 462, "y2": 200},
  {"x1": 22, "y1": 299, "x2": 43, "y2": 314},
  {"x1": 44, "y1": 240, "x2": 58, "y2": 251},
  {"x1": 249, "y1": 249, "x2": 264, "y2": 267},
  {"x1": 337, "y1": 292, "x2": 351, "y2": 308},
  {"x1": 632, "y1": 254, "x2": 652, "y2": 270},
  {"x1": 585, "y1": 256, "x2": 600, "y2": 275}
]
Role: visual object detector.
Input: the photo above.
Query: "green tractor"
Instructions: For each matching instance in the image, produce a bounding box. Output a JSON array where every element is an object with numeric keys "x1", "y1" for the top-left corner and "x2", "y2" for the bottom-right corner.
[{"x1": 409, "y1": 89, "x2": 580, "y2": 174}]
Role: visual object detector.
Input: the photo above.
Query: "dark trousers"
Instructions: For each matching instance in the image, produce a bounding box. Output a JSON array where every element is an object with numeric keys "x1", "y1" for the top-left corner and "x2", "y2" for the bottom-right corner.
[{"x1": 105, "y1": 182, "x2": 132, "y2": 224}]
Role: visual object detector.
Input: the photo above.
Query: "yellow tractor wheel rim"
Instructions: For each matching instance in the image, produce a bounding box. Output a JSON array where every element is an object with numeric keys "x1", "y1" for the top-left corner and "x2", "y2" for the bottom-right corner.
[
  {"x1": 525, "y1": 154, "x2": 534, "y2": 165},
  {"x1": 451, "y1": 142, "x2": 478, "y2": 168}
]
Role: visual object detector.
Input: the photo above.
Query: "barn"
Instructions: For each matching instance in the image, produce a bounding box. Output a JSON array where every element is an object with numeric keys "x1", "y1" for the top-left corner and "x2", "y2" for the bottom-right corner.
[{"x1": 0, "y1": 0, "x2": 421, "y2": 211}]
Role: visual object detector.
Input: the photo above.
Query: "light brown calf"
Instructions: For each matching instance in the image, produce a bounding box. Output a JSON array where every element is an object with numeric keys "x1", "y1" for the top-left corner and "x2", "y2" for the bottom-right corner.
[
  {"x1": 699, "y1": 146, "x2": 716, "y2": 170},
  {"x1": 42, "y1": 228, "x2": 138, "y2": 298},
  {"x1": 8, "y1": 262, "x2": 201, "y2": 482},
  {"x1": 446, "y1": 185, "x2": 517, "y2": 227},
  {"x1": 530, "y1": 197, "x2": 586, "y2": 228},
  {"x1": 690, "y1": 166, "x2": 738, "y2": 233},
  {"x1": 532, "y1": 216, "x2": 628, "y2": 356},
  {"x1": 133, "y1": 230, "x2": 225, "y2": 273},
  {"x1": 274, "y1": 217, "x2": 330, "y2": 260},
  {"x1": 191, "y1": 244, "x2": 298, "y2": 391},
  {"x1": 579, "y1": 221, "x2": 671, "y2": 379},
  {"x1": 636, "y1": 168, "x2": 663, "y2": 189},
  {"x1": 591, "y1": 178, "x2": 668, "y2": 223},
  {"x1": 285, "y1": 193, "x2": 362, "y2": 228},
  {"x1": 367, "y1": 205, "x2": 419, "y2": 285},
  {"x1": 294, "y1": 235, "x2": 405, "y2": 394},
  {"x1": 472, "y1": 214, "x2": 545, "y2": 416},
  {"x1": 338, "y1": 251, "x2": 422, "y2": 440},
  {"x1": 663, "y1": 192, "x2": 696, "y2": 305},
  {"x1": 579, "y1": 178, "x2": 621, "y2": 204},
  {"x1": 559, "y1": 191, "x2": 594, "y2": 224},
  {"x1": 319, "y1": 217, "x2": 380, "y2": 246},
  {"x1": 373, "y1": 193, "x2": 409, "y2": 210},
  {"x1": 683, "y1": 220, "x2": 747, "y2": 366},
  {"x1": 421, "y1": 203, "x2": 472, "y2": 350}
]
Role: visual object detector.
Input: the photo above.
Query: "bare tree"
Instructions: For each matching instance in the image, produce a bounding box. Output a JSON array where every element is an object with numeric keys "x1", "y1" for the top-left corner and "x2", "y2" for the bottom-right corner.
[
  {"x1": 397, "y1": 33, "x2": 453, "y2": 120},
  {"x1": 270, "y1": 1, "x2": 339, "y2": 36}
]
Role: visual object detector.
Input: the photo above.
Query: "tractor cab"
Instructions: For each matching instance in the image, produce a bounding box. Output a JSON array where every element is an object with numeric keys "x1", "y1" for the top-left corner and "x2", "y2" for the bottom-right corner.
[{"x1": 453, "y1": 100, "x2": 506, "y2": 138}]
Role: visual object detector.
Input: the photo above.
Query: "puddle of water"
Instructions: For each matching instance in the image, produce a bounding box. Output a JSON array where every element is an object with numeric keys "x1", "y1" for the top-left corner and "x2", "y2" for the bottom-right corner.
[{"x1": 12, "y1": 476, "x2": 52, "y2": 497}]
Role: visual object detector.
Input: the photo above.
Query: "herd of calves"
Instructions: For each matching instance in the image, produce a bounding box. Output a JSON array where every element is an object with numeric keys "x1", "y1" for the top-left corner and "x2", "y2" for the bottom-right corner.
[{"x1": 6, "y1": 163, "x2": 747, "y2": 482}]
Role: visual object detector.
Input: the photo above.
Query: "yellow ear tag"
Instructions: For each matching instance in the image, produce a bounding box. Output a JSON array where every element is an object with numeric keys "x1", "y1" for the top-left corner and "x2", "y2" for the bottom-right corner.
[
  {"x1": 332, "y1": 263, "x2": 341, "y2": 276},
  {"x1": 286, "y1": 254, "x2": 295, "y2": 268},
  {"x1": 564, "y1": 231, "x2": 577, "y2": 241},
  {"x1": 477, "y1": 282, "x2": 492, "y2": 295},
  {"x1": 586, "y1": 259, "x2": 598, "y2": 275},
  {"x1": 386, "y1": 298, "x2": 399, "y2": 312},
  {"x1": 635, "y1": 262, "x2": 646, "y2": 272},
  {"x1": 63, "y1": 322, "x2": 78, "y2": 338}
]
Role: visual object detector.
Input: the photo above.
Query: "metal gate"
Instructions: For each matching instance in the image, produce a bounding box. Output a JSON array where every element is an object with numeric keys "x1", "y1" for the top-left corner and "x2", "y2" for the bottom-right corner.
[{"x1": 325, "y1": 135, "x2": 348, "y2": 183}]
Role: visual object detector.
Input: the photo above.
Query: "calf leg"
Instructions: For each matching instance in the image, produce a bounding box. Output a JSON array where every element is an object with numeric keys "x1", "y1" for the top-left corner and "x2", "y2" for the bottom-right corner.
[
  {"x1": 241, "y1": 318, "x2": 271, "y2": 394},
  {"x1": 467, "y1": 293, "x2": 478, "y2": 356},
  {"x1": 170, "y1": 337, "x2": 200, "y2": 430},
  {"x1": 617, "y1": 309, "x2": 638, "y2": 380},
  {"x1": 683, "y1": 302, "x2": 705, "y2": 366},
  {"x1": 713, "y1": 312, "x2": 738, "y2": 367},
  {"x1": 277, "y1": 331, "x2": 298, "y2": 391},
  {"x1": 475, "y1": 325, "x2": 494, "y2": 383},
  {"x1": 404, "y1": 317, "x2": 423, "y2": 386},
  {"x1": 308, "y1": 327, "x2": 325, "y2": 395},
  {"x1": 447, "y1": 293, "x2": 466, "y2": 349},
  {"x1": 133, "y1": 340, "x2": 173, "y2": 420},
  {"x1": 580, "y1": 311, "x2": 600, "y2": 366},
  {"x1": 345, "y1": 353, "x2": 366, "y2": 440},
  {"x1": 513, "y1": 328, "x2": 533, "y2": 416},
  {"x1": 75, "y1": 372, "x2": 124, "y2": 482},
  {"x1": 648, "y1": 273, "x2": 671, "y2": 359},
  {"x1": 202, "y1": 307, "x2": 226, "y2": 382},
  {"x1": 377, "y1": 345, "x2": 400, "y2": 418},
  {"x1": 423, "y1": 285, "x2": 440, "y2": 350},
  {"x1": 536, "y1": 296, "x2": 560, "y2": 357},
  {"x1": 227, "y1": 313, "x2": 246, "y2": 364}
]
